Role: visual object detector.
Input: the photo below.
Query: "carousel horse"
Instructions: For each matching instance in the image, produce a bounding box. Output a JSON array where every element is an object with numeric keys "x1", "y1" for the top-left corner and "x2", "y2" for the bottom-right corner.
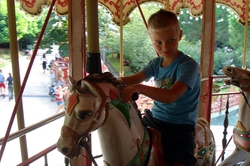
[
  {"x1": 218, "y1": 66, "x2": 250, "y2": 166},
  {"x1": 57, "y1": 72, "x2": 215, "y2": 166}
]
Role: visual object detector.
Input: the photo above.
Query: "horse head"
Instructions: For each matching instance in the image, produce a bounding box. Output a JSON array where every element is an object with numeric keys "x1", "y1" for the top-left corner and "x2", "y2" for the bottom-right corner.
[
  {"x1": 57, "y1": 72, "x2": 124, "y2": 158},
  {"x1": 218, "y1": 66, "x2": 250, "y2": 166},
  {"x1": 223, "y1": 66, "x2": 250, "y2": 91}
]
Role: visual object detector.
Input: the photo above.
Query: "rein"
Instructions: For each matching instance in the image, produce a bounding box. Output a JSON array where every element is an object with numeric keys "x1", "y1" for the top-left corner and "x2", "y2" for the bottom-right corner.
[{"x1": 239, "y1": 89, "x2": 250, "y2": 108}]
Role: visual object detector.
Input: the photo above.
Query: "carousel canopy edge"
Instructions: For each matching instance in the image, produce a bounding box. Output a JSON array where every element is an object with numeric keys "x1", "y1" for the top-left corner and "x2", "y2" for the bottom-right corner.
[
  {"x1": 16, "y1": 0, "x2": 250, "y2": 25},
  {"x1": 16, "y1": 0, "x2": 68, "y2": 16}
]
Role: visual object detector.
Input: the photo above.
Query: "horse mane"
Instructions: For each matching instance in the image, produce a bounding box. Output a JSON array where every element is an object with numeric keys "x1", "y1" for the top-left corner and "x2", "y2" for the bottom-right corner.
[
  {"x1": 83, "y1": 72, "x2": 126, "y2": 90},
  {"x1": 70, "y1": 72, "x2": 125, "y2": 93}
]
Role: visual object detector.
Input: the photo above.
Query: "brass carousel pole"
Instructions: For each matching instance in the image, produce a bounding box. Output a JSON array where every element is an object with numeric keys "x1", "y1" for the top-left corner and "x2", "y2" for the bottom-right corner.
[
  {"x1": 242, "y1": 0, "x2": 249, "y2": 69},
  {"x1": 5, "y1": 0, "x2": 28, "y2": 162},
  {"x1": 86, "y1": 0, "x2": 102, "y2": 75},
  {"x1": 165, "y1": 0, "x2": 170, "y2": 10}
]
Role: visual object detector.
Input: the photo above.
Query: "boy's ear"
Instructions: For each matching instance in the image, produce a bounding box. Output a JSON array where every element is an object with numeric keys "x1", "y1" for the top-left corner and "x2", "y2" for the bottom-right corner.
[{"x1": 179, "y1": 29, "x2": 183, "y2": 41}]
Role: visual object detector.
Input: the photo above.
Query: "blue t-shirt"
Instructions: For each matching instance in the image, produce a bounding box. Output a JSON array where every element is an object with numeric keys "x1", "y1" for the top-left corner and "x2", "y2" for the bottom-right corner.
[
  {"x1": 7, "y1": 76, "x2": 13, "y2": 85},
  {"x1": 141, "y1": 52, "x2": 200, "y2": 126},
  {"x1": 0, "y1": 73, "x2": 4, "y2": 83}
]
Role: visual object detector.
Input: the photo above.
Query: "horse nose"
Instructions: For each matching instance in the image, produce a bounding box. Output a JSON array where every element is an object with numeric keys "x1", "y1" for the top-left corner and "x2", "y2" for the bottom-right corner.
[
  {"x1": 61, "y1": 147, "x2": 70, "y2": 155},
  {"x1": 57, "y1": 145, "x2": 73, "y2": 157},
  {"x1": 57, "y1": 138, "x2": 72, "y2": 156}
]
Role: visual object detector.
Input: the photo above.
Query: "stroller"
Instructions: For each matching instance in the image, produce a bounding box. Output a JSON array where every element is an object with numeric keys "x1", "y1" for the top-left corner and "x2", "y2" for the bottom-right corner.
[{"x1": 49, "y1": 84, "x2": 56, "y2": 102}]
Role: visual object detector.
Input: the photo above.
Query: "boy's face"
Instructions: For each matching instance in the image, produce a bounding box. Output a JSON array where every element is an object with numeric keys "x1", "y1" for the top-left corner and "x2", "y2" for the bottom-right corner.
[{"x1": 149, "y1": 26, "x2": 182, "y2": 59}]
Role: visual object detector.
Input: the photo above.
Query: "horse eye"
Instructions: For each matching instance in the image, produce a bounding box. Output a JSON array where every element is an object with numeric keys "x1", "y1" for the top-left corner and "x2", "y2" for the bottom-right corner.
[{"x1": 76, "y1": 111, "x2": 92, "y2": 120}]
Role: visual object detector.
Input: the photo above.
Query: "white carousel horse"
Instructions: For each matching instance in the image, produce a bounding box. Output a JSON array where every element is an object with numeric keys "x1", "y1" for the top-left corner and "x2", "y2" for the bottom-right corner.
[
  {"x1": 218, "y1": 66, "x2": 250, "y2": 166},
  {"x1": 56, "y1": 72, "x2": 215, "y2": 166}
]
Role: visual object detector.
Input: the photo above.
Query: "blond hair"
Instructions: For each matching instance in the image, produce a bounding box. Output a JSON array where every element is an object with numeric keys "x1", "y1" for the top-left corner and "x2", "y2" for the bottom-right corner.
[{"x1": 147, "y1": 9, "x2": 180, "y2": 33}]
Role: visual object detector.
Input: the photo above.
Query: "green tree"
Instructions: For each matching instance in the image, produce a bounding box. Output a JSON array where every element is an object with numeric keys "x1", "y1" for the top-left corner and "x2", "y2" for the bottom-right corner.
[
  {"x1": 98, "y1": 5, "x2": 120, "y2": 56},
  {"x1": 215, "y1": 5, "x2": 231, "y2": 48},
  {"x1": 178, "y1": 9, "x2": 202, "y2": 44},
  {"x1": 40, "y1": 12, "x2": 69, "y2": 57},
  {"x1": 0, "y1": 1, "x2": 9, "y2": 43},
  {"x1": 122, "y1": 3, "x2": 160, "y2": 73},
  {"x1": 0, "y1": 1, "x2": 43, "y2": 49},
  {"x1": 227, "y1": 8, "x2": 250, "y2": 68}
]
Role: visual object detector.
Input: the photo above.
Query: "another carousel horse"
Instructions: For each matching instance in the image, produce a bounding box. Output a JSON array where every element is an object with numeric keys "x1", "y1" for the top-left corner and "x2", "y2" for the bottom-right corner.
[
  {"x1": 57, "y1": 72, "x2": 215, "y2": 166},
  {"x1": 218, "y1": 66, "x2": 250, "y2": 166}
]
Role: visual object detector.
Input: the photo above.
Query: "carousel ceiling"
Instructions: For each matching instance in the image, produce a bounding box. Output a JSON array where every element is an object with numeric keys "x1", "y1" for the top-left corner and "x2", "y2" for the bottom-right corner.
[{"x1": 17, "y1": 0, "x2": 250, "y2": 25}]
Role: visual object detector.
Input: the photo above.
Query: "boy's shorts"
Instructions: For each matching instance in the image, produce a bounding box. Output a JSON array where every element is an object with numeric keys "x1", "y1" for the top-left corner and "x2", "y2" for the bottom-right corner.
[{"x1": 141, "y1": 110, "x2": 197, "y2": 166}]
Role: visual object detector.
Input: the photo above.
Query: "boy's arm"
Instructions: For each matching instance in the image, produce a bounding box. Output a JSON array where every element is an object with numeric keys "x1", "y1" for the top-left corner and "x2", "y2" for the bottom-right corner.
[{"x1": 121, "y1": 81, "x2": 188, "y2": 103}]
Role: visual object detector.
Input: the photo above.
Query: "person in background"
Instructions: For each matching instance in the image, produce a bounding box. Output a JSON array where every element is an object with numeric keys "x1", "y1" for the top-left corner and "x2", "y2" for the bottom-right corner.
[
  {"x1": 120, "y1": 9, "x2": 200, "y2": 166},
  {"x1": 49, "y1": 60, "x2": 56, "y2": 85},
  {"x1": 57, "y1": 73, "x2": 65, "y2": 87},
  {"x1": 27, "y1": 49, "x2": 32, "y2": 59},
  {"x1": 55, "y1": 85, "x2": 68, "y2": 113},
  {"x1": 0, "y1": 69, "x2": 6, "y2": 98},
  {"x1": 6, "y1": 73, "x2": 13, "y2": 100},
  {"x1": 41, "y1": 53, "x2": 48, "y2": 73},
  {"x1": 55, "y1": 52, "x2": 61, "y2": 61}
]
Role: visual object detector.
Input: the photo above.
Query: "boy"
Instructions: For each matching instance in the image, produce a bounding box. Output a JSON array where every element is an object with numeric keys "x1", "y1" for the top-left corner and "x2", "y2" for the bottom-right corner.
[{"x1": 120, "y1": 9, "x2": 200, "y2": 166}]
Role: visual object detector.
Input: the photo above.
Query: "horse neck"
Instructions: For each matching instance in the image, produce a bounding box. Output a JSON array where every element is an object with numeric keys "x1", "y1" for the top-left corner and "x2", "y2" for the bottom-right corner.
[
  {"x1": 238, "y1": 91, "x2": 250, "y2": 130},
  {"x1": 97, "y1": 106, "x2": 145, "y2": 165}
]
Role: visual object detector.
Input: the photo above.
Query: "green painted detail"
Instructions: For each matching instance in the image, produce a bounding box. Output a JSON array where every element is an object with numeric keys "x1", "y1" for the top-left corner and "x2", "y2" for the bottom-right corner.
[
  {"x1": 209, "y1": 143, "x2": 215, "y2": 152},
  {"x1": 197, "y1": 147, "x2": 207, "y2": 157},
  {"x1": 233, "y1": 128, "x2": 250, "y2": 141},
  {"x1": 111, "y1": 96, "x2": 132, "y2": 128}
]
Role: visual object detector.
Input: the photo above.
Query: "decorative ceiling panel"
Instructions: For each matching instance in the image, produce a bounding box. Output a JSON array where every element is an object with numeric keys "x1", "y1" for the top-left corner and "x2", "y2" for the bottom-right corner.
[
  {"x1": 217, "y1": 0, "x2": 250, "y2": 25},
  {"x1": 17, "y1": 0, "x2": 250, "y2": 25},
  {"x1": 17, "y1": 0, "x2": 68, "y2": 16}
]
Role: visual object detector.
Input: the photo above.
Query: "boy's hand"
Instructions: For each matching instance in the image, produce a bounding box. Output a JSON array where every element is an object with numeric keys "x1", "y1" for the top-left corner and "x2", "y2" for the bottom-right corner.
[{"x1": 120, "y1": 85, "x2": 139, "y2": 102}]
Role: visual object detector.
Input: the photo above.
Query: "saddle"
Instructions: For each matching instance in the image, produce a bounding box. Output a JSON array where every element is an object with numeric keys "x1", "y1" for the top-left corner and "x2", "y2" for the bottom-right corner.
[{"x1": 147, "y1": 127, "x2": 165, "y2": 166}]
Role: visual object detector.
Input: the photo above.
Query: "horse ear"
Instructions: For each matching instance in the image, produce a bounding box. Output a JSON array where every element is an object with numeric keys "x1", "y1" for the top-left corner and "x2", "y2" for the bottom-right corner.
[
  {"x1": 80, "y1": 80, "x2": 99, "y2": 97},
  {"x1": 68, "y1": 76, "x2": 77, "y2": 86}
]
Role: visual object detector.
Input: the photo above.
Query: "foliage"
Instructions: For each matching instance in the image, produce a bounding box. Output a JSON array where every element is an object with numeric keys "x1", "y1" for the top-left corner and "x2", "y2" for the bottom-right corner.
[
  {"x1": 0, "y1": 1, "x2": 43, "y2": 49},
  {"x1": 40, "y1": 12, "x2": 69, "y2": 57},
  {"x1": 0, "y1": 49, "x2": 12, "y2": 69},
  {"x1": 228, "y1": 10, "x2": 250, "y2": 68},
  {"x1": 122, "y1": 4, "x2": 160, "y2": 73},
  {"x1": 178, "y1": 9, "x2": 202, "y2": 44},
  {"x1": 213, "y1": 47, "x2": 236, "y2": 75},
  {"x1": 214, "y1": 5, "x2": 231, "y2": 48},
  {"x1": 179, "y1": 37, "x2": 201, "y2": 63},
  {"x1": 106, "y1": 54, "x2": 133, "y2": 76},
  {"x1": 98, "y1": 5, "x2": 120, "y2": 55},
  {"x1": 0, "y1": 1, "x2": 9, "y2": 44}
]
